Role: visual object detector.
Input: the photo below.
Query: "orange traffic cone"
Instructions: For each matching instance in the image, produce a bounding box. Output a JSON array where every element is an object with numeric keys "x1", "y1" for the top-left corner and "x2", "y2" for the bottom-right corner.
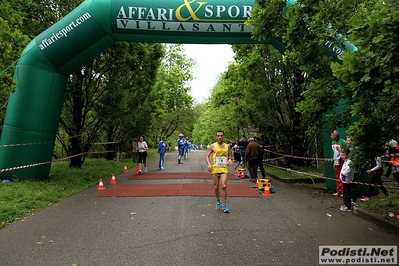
[
  {"x1": 263, "y1": 184, "x2": 271, "y2": 197},
  {"x1": 235, "y1": 169, "x2": 240, "y2": 176},
  {"x1": 110, "y1": 174, "x2": 117, "y2": 185},
  {"x1": 240, "y1": 170, "x2": 246, "y2": 179},
  {"x1": 97, "y1": 178, "x2": 106, "y2": 190},
  {"x1": 124, "y1": 165, "x2": 128, "y2": 173},
  {"x1": 134, "y1": 166, "x2": 139, "y2": 175}
]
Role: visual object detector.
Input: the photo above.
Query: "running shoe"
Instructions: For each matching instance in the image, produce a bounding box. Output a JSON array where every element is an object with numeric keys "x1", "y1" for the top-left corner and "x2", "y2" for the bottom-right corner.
[
  {"x1": 215, "y1": 201, "x2": 221, "y2": 210},
  {"x1": 222, "y1": 203, "x2": 230, "y2": 213},
  {"x1": 360, "y1": 196, "x2": 370, "y2": 202},
  {"x1": 138, "y1": 170, "x2": 142, "y2": 175},
  {"x1": 340, "y1": 206, "x2": 352, "y2": 212},
  {"x1": 145, "y1": 167, "x2": 147, "y2": 173}
]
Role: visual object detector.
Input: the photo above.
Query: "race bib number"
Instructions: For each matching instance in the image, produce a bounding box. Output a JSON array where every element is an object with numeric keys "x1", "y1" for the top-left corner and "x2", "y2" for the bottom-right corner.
[{"x1": 216, "y1": 157, "x2": 227, "y2": 167}]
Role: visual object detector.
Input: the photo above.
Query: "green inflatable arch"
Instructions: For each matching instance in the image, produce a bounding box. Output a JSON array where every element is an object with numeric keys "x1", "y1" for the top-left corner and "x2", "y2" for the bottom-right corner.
[{"x1": 0, "y1": 0, "x2": 354, "y2": 179}]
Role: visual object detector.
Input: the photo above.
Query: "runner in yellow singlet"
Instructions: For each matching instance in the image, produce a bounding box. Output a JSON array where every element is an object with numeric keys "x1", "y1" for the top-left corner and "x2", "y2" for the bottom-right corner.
[{"x1": 205, "y1": 130, "x2": 233, "y2": 213}]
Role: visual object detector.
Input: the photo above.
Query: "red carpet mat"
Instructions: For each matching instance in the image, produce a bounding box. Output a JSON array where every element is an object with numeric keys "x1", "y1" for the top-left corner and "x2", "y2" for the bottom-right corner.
[
  {"x1": 97, "y1": 184, "x2": 261, "y2": 198},
  {"x1": 127, "y1": 172, "x2": 238, "y2": 180}
]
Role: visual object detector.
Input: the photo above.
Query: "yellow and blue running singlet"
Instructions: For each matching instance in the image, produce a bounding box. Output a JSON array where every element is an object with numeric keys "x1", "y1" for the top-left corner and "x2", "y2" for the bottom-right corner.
[{"x1": 211, "y1": 142, "x2": 229, "y2": 174}]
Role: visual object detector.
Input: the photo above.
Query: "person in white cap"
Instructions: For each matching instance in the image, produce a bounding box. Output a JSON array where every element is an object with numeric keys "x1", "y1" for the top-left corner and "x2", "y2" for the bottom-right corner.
[
  {"x1": 177, "y1": 134, "x2": 185, "y2": 164},
  {"x1": 205, "y1": 130, "x2": 233, "y2": 213}
]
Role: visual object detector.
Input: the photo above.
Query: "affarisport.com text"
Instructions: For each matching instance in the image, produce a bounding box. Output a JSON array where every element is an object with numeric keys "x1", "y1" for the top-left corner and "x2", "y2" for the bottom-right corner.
[
  {"x1": 38, "y1": 12, "x2": 91, "y2": 51},
  {"x1": 319, "y1": 246, "x2": 397, "y2": 265}
]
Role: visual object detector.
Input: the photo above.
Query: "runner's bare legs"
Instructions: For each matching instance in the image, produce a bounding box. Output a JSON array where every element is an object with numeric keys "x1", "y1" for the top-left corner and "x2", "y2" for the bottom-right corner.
[{"x1": 213, "y1": 173, "x2": 228, "y2": 203}]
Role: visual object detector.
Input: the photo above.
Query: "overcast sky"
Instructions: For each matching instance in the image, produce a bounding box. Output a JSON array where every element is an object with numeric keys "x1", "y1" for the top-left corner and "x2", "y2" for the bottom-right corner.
[{"x1": 183, "y1": 44, "x2": 235, "y2": 103}]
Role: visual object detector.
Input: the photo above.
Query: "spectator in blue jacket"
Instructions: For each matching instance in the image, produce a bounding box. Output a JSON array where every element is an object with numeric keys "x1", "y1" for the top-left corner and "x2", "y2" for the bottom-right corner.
[
  {"x1": 184, "y1": 137, "x2": 191, "y2": 159},
  {"x1": 177, "y1": 134, "x2": 185, "y2": 164},
  {"x1": 158, "y1": 136, "x2": 167, "y2": 170}
]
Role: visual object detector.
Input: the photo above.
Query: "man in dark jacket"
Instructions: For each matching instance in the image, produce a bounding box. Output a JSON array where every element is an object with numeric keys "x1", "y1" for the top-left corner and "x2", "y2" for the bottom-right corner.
[{"x1": 245, "y1": 138, "x2": 262, "y2": 182}]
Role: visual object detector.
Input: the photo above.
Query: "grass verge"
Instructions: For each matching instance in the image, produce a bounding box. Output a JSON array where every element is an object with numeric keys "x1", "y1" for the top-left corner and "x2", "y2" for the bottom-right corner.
[{"x1": 0, "y1": 149, "x2": 157, "y2": 229}]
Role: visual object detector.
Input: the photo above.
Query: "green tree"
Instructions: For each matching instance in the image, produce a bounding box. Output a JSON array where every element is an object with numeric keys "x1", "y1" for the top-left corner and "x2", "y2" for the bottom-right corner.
[
  {"x1": 219, "y1": 44, "x2": 321, "y2": 165},
  {"x1": 147, "y1": 44, "x2": 196, "y2": 145},
  {"x1": 192, "y1": 71, "x2": 243, "y2": 145},
  {"x1": 0, "y1": 2, "x2": 30, "y2": 131},
  {"x1": 58, "y1": 42, "x2": 164, "y2": 167},
  {"x1": 248, "y1": 0, "x2": 350, "y2": 132},
  {"x1": 248, "y1": 0, "x2": 382, "y2": 163},
  {"x1": 331, "y1": 0, "x2": 399, "y2": 161}
]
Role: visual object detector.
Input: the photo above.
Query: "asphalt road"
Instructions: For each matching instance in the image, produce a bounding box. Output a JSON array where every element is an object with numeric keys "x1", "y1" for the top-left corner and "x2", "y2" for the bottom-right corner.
[{"x1": 0, "y1": 149, "x2": 397, "y2": 266}]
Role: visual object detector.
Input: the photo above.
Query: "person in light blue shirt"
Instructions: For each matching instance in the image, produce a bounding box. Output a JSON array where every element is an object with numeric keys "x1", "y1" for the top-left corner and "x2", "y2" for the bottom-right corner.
[
  {"x1": 184, "y1": 137, "x2": 191, "y2": 159},
  {"x1": 158, "y1": 136, "x2": 167, "y2": 170}
]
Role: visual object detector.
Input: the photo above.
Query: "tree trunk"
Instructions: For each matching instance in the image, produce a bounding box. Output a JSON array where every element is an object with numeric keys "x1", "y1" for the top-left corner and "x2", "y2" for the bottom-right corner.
[
  {"x1": 69, "y1": 155, "x2": 84, "y2": 168},
  {"x1": 106, "y1": 126, "x2": 116, "y2": 161}
]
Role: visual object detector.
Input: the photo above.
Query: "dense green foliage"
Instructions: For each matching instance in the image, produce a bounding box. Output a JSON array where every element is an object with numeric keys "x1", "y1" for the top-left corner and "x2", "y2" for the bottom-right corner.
[
  {"x1": 147, "y1": 44, "x2": 198, "y2": 145},
  {"x1": 0, "y1": 1, "x2": 196, "y2": 168},
  {"x1": 2, "y1": 0, "x2": 399, "y2": 173},
  {"x1": 331, "y1": 0, "x2": 399, "y2": 159},
  {"x1": 58, "y1": 42, "x2": 165, "y2": 167},
  {"x1": 241, "y1": 0, "x2": 399, "y2": 168},
  {"x1": 0, "y1": 1, "x2": 31, "y2": 123}
]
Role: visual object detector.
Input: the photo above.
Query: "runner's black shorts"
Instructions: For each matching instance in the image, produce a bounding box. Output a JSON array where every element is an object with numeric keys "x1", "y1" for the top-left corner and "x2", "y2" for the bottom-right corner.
[{"x1": 138, "y1": 151, "x2": 147, "y2": 163}]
